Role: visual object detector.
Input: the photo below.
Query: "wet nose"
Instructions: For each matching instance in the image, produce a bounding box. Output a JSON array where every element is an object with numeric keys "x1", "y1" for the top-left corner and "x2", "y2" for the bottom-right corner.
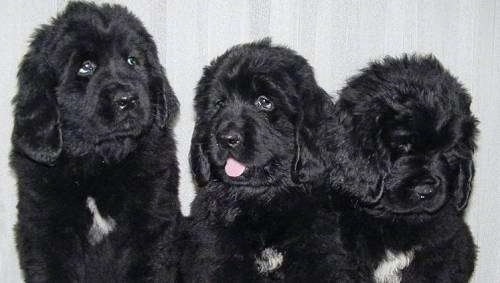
[
  {"x1": 218, "y1": 132, "x2": 242, "y2": 148},
  {"x1": 415, "y1": 177, "x2": 440, "y2": 199},
  {"x1": 114, "y1": 92, "x2": 139, "y2": 111}
]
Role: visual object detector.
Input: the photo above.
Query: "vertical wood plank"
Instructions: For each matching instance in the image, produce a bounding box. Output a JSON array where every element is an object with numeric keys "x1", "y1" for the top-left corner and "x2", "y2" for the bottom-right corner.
[
  {"x1": 249, "y1": 0, "x2": 271, "y2": 39},
  {"x1": 1, "y1": 1, "x2": 499, "y2": 282},
  {"x1": 467, "y1": 0, "x2": 500, "y2": 281}
]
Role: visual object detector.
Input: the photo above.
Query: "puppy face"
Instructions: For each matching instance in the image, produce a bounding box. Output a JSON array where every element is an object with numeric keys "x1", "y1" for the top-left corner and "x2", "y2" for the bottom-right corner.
[
  {"x1": 12, "y1": 2, "x2": 178, "y2": 165},
  {"x1": 334, "y1": 55, "x2": 477, "y2": 221},
  {"x1": 191, "y1": 40, "x2": 329, "y2": 197},
  {"x1": 205, "y1": 71, "x2": 297, "y2": 187},
  {"x1": 54, "y1": 12, "x2": 154, "y2": 163}
]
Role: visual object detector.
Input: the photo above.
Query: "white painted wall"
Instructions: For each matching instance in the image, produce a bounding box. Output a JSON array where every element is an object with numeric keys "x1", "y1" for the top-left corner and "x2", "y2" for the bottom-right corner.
[{"x1": 1, "y1": 1, "x2": 498, "y2": 282}]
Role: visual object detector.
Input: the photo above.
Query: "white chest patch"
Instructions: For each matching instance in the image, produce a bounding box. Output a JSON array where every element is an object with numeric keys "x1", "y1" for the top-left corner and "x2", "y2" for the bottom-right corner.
[
  {"x1": 86, "y1": 197, "x2": 116, "y2": 245},
  {"x1": 374, "y1": 249, "x2": 415, "y2": 283},
  {"x1": 255, "y1": 247, "x2": 284, "y2": 274}
]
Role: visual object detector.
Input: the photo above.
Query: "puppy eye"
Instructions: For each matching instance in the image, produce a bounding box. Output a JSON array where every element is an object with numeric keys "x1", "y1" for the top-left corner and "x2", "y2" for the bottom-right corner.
[
  {"x1": 255, "y1": 95, "x2": 273, "y2": 111},
  {"x1": 215, "y1": 99, "x2": 226, "y2": 108},
  {"x1": 396, "y1": 142, "x2": 413, "y2": 154},
  {"x1": 127, "y1": 56, "x2": 139, "y2": 66},
  {"x1": 78, "y1": 60, "x2": 97, "y2": 76},
  {"x1": 391, "y1": 139, "x2": 414, "y2": 154},
  {"x1": 387, "y1": 130, "x2": 415, "y2": 155}
]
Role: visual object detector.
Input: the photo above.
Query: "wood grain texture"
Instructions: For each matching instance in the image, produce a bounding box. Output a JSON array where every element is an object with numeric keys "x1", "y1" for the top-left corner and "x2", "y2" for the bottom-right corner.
[{"x1": 0, "y1": 1, "x2": 498, "y2": 282}]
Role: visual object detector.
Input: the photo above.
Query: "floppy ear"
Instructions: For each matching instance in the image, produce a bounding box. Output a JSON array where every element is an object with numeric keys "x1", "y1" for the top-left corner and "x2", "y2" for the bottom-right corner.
[
  {"x1": 146, "y1": 42, "x2": 179, "y2": 128},
  {"x1": 189, "y1": 63, "x2": 219, "y2": 187},
  {"x1": 292, "y1": 130, "x2": 326, "y2": 184},
  {"x1": 292, "y1": 87, "x2": 331, "y2": 184},
  {"x1": 189, "y1": 130, "x2": 210, "y2": 187},
  {"x1": 455, "y1": 158, "x2": 474, "y2": 211},
  {"x1": 151, "y1": 74, "x2": 179, "y2": 128},
  {"x1": 12, "y1": 48, "x2": 61, "y2": 165}
]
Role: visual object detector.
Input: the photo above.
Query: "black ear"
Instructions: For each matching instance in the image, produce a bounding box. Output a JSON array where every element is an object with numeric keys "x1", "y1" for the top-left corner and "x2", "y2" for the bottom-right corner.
[
  {"x1": 189, "y1": 61, "x2": 220, "y2": 187},
  {"x1": 12, "y1": 47, "x2": 61, "y2": 165},
  {"x1": 152, "y1": 74, "x2": 179, "y2": 128},
  {"x1": 189, "y1": 135, "x2": 210, "y2": 187},
  {"x1": 292, "y1": 131, "x2": 326, "y2": 184},
  {"x1": 456, "y1": 158, "x2": 474, "y2": 211},
  {"x1": 146, "y1": 42, "x2": 179, "y2": 128},
  {"x1": 292, "y1": 87, "x2": 331, "y2": 184}
]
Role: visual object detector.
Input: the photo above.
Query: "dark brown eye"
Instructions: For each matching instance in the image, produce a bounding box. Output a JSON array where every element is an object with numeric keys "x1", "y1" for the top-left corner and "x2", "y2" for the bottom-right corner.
[
  {"x1": 397, "y1": 142, "x2": 413, "y2": 154},
  {"x1": 78, "y1": 60, "x2": 97, "y2": 76},
  {"x1": 127, "y1": 56, "x2": 138, "y2": 66},
  {"x1": 387, "y1": 129, "x2": 415, "y2": 155},
  {"x1": 215, "y1": 99, "x2": 226, "y2": 108},
  {"x1": 255, "y1": 95, "x2": 273, "y2": 111}
]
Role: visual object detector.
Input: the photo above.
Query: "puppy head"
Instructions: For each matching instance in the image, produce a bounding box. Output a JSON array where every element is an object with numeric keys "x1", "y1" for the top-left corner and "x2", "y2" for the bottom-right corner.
[
  {"x1": 334, "y1": 55, "x2": 478, "y2": 221},
  {"x1": 12, "y1": 2, "x2": 178, "y2": 165},
  {"x1": 190, "y1": 39, "x2": 329, "y2": 197}
]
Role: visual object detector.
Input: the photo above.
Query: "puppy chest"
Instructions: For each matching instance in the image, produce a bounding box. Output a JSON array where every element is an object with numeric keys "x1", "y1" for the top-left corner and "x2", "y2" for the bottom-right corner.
[
  {"x1": 86, "y1": 196, "x2": 117, "y2": 245},
  {"x1": 373, "y1": 249, "x2": 415, "y2": 283},
  {"x1": 255, "y1": 247, "x2": 284, "y2": 275}
]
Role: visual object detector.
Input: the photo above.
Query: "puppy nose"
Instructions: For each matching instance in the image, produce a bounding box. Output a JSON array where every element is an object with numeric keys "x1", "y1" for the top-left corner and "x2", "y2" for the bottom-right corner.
[
  {"x1": 218, "y1": 132, "x2": 242, "y2": 148},
  {"x1": 415, "y1": 178, "x2": 439, "y2": 200},
  {"x1": 114, "y1": 93, "x2": 138, "y2": 111}
]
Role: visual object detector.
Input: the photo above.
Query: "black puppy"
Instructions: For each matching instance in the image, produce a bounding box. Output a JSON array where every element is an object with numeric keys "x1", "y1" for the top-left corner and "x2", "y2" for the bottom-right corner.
[
  {"x1": 11, "y1": 2, "x2": 181, "y2": 282},
  {"x1": 329, "y1": 55, "x2": 478, "y2": 282},
  {"x1": 181, "y1": 39, "x2": 361, "y2": 282}
]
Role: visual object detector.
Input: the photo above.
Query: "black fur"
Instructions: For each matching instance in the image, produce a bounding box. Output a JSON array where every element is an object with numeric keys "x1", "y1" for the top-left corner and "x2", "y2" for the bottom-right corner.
[
  {"x1": 329, "y1": 55, "x2": 478, "y2": 282},
  {"x1": 11, "y1": 2, "x2": 181, "y2": 282},
  {"x1": 181, "y1": 39, "x2": 361, "y2": 282}
]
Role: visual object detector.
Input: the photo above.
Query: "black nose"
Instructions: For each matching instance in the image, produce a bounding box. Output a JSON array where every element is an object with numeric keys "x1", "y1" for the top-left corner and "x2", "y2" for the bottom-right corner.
[
  {"x1": 415, "y1": 178, "x2": 439, "y2": 200},
  {"x1": 218, "y1": 132, "x2": 242, "y2": 148},
  {"x1": 114, "y1": 93, "x2": 139, "y2": 111}
]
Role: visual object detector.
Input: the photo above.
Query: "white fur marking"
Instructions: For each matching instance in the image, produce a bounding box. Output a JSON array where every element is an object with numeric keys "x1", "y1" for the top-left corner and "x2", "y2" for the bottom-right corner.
[
  {"x1": 255, "y1": 247, "x2": 284, "y2": 274},
  {"x1": 86, "y1": 197, "x2": 116, "y2": 245},
  {"x1": 374, "y1": 249, "x2": 415, "y2": 283}
]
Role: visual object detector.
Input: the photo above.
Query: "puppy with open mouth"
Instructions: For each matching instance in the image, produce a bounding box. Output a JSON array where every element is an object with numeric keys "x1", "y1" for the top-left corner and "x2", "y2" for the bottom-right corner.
[
  {"x1": 328, "y1": 55, "x2": 478, "y2": 282},
  {"x1": 181, "y1": 39, "x2": 362, "y2": 282}
]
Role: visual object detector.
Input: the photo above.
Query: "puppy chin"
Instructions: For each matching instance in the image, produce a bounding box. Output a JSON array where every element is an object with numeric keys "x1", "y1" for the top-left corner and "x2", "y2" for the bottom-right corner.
[
  {"x1": 96, "y1": 137, "x2": 137, "y2": 164},
  {"x1": 363, "y1": 194, "x2": 448, "y2": 224},
  {"x1": 365, "y1": 208, "x2": 436, "y2": 224}
]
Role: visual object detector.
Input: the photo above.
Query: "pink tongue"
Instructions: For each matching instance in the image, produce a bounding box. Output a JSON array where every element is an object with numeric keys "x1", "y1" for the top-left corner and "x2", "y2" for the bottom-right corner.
[{"x1": 225, "y1": 157, "x2": 246, "y2": 177}]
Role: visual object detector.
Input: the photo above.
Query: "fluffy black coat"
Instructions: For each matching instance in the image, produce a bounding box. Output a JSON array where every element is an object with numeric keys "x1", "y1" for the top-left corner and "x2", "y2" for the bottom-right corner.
[
  {"x1": 11, "y1": 2, "x2": 181, "y2": 282},
  {"x1": 181, "y1": 39, "x2": 361, "y2": 282},
  {"x1": 328, "y1": 55, "x2": 478, "y2": 282}
]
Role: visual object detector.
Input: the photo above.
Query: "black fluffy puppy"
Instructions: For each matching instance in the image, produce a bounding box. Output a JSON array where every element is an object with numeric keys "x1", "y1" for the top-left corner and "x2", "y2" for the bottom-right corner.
[
  {"x1": 11, "y1": 2, "x2": 181, "y2": 282},
  {"x1": 329, "y1": 55, "x2": 478, "y2": 282},
  {"x1": 182, "y1": 40, "x2": 360, "y2": 282}
]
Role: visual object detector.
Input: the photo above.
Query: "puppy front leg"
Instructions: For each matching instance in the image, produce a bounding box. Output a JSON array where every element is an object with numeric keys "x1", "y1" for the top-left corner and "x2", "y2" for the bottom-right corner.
[
  {"x1": 402, "y1": 234, "x2": 475, "y2": 283},
  {"x1": 16, "y1": 190, "x2": 82, "y2": 283},
  {"x1": 16, "y1": 223, "x2": 51, "y2": 283},
  {"x1": 434, "y1": 229, "x2": 476, "y2": 283}
]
